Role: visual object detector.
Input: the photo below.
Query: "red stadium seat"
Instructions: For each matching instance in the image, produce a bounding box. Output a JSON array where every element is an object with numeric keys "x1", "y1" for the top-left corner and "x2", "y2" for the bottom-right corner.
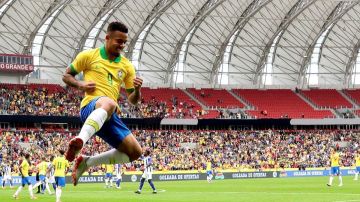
[{"x1": 232, "y1": 89, "x2": 334, "y2": 119}]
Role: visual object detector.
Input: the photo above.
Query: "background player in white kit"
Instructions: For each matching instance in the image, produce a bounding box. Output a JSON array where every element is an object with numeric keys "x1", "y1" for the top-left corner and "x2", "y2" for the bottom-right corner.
[
  {"x1": 114, "y1": 164, "x2": 124, "y2": 189},
  {"x1": 1, "y1": 159, "x2": 13, "y2": 189},
  {"x1": 45, "y1": 156, "x2": 56, "y2": 195},
  {"x1": 135, "y1": 150, "x2": 157, "y2": 194}
]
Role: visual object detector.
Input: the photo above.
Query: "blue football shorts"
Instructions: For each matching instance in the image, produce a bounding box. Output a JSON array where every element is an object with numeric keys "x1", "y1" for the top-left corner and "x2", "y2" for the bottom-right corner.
[
  {"x1": 80, "y1": 97, "x2": 131, "y2": 149},
  {"x1": 21, "y1": 177, "x2": 31, "y2": 186},
  {"x1": 39, "y1": 174, "x2": 45, "y2": 181},
  {"x1": 330, "y1": 166, "x2": 340, "y2": 175},
  {"x1": 55, "y1": 177, "x2": 66, "y2": 187}
]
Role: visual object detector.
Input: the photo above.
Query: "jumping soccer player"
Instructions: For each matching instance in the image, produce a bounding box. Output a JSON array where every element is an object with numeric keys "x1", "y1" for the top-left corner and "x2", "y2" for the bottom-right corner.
[{"x1": 62, "y1": 21, "x2": 142, "y2": 186}]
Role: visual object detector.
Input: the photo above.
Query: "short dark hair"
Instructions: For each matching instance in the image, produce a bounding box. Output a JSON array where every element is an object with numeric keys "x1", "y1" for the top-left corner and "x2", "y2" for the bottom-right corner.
[
  {"x1": 59, "y1": 149, "x2": 65, "y2": 155},
  {"x1": 107, "y1": 21, "x2": 128, "y2": 33},
  {"x1": 24, "y1": 153, "x2": 30, "y2": 159}
]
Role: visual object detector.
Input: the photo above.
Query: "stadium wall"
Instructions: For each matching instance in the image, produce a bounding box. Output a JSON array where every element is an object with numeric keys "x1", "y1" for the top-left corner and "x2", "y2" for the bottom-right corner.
[
  {"x1": 2, "y1": 169, "x2": 359, "y2": 186},
  {"x1": 0, "y1": 72, "x2": 25, "y2": 83},
  {"x1": 0, "y1": 115, "x2": 292, "y2": 130},
  {"x1": 0, "y1": 171, "x2": 280, "y2": 185},
  {"x1": 281, "y1": 169, "x2": 357, "y2": 178},
  {"x1": 2, "y1": 115, "x2": 358, "y2": 130},
  {"x1": 290, "y1": 118, "x2": 360, "y2": 125}
]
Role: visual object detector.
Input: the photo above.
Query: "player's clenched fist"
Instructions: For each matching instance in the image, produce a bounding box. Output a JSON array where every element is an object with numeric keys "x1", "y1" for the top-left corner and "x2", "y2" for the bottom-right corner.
[{"x1": 133, "y1": 77, "x2": 143, "y2": 90}]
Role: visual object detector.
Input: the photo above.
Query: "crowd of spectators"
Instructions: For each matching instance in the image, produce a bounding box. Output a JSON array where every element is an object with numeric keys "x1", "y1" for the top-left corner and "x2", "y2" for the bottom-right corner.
[
  {"x1": 0, "y1": 85, "x2": 81, "y2": 116},
  {"x1": 0, "y1": 84, "x2": 215, "y2": 119},
  {"x1": 1, "y1": 129, "x2": 359, "y2": 175},
  {"x1": 125, "y1": 97, "x2": 206, "y2": 119},
  {"x1": 135, "y1": 129, "x2": 359, "y2": 170}
]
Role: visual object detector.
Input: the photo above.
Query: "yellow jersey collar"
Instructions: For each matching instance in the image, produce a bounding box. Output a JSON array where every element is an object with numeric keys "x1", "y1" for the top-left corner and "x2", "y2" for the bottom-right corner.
[{"x1": 100, "y1": 45, "x2": 121, "y2": 63}]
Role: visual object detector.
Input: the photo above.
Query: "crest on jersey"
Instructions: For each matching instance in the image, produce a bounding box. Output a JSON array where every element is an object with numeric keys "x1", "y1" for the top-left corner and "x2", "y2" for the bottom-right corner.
[{"x1": 118, "y1": 70, "x2": 124, "y2": 80}]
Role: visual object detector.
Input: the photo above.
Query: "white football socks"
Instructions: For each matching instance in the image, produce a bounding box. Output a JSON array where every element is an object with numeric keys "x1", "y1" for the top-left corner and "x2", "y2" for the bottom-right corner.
[
  {"x1": 56, "y1": 188, "x2": 62, "y2": 201},
  {"x1": 28, "y1": 184, "x2": 34, "y2": 198},
  {"x1": 78, "y1": 108, "x2": 108, "y2": 144},
  {"x1": 32, "y1": 181, "x2": 42, "y2": 190},
  {"x1": 86, "y1": 149, "x2": 130, "y2": 167},
  {"x1": 14, "y1": 186, "x2": 22, "y2": 196},
  {"x1": 45, "y1": 183, "x2": 52, "y2": 194}
]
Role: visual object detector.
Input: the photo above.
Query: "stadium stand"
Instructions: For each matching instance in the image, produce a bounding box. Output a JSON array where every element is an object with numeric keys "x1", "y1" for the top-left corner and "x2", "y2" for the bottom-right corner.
[
  {"x1": 300, "y1": 89, "x2": 353, "y2": 109},
  {"x1": 2, "y1": 83, "x2": 360, "y2": 120},
  {"x1": 1, "y1": 129, "x2": 357, "y2": 172},
  {"x1": 187, "y1": 88, "x2": 245, "y2": 109},
  {"x1": 344, "y1": 89, "x2": 360, "y2": 106},
  {"x1": 138, "y1": 87, "x2": 203, "y2": 118},
  {"x1": 0, "y1": 83, "x2": 81, "y2": 116},
  {"x1": 232, "y1": 89, "x2": 334, "y2": 119}
]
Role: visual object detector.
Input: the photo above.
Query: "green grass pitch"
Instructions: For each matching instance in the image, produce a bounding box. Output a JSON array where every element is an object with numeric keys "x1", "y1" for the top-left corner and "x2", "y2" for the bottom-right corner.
[{"x1": 1, "y1": 177, "x2": 359, "y2": 202}]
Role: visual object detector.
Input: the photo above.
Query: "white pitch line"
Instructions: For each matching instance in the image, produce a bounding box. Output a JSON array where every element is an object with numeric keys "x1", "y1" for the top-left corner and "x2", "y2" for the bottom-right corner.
[
  {"x1": 65, "y1": 190, "x2": 360, "y2": 196},
  {"x1": 333, "y1": 200, "x2": 360, "y2": 202},
  {"x1": 67, "y1": 189, "x2": 167, "y2": 193}
]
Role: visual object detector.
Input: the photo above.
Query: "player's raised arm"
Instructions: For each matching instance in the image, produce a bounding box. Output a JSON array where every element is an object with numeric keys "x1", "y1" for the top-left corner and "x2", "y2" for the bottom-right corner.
[{"x1": 126, "y1": 77, "x2": 143, "y2": 105}]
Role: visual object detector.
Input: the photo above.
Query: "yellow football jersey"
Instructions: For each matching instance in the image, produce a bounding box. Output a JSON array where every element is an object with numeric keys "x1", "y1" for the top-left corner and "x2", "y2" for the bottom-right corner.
[
  {"x1": 52, "y1": 157, "x2": 69, "y2": 177},
  {"x1": 355, "y1": 155, "x2": 360, "y2": 167},
  {"x1": 206, "y1": 162, "x2": 212, "y2": 171},
  {"x1": 331, "y1": 153, "x2": 340, "y2": 167},
  {"x1": 38, "y1": 161, "x2": 49, "y2": 175},
  {"x1": 103, "y1": 164, "x2": 114, "y2": 173},
  {"x1": 20, "y1": 158, "x2": 30, "y2": 177},
  {"x1": 70, "y1": 46, "x2": 136, "y2": 109}
]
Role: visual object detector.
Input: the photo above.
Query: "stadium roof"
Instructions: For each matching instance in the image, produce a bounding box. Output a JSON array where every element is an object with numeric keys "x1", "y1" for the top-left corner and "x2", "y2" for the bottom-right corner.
[{"x1": 0, "y1": 0, "x2": 360, "y2": 89}]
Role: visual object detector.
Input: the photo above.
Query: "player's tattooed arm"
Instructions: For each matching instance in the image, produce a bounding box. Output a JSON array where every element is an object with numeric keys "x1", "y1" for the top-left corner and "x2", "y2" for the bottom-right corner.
[{"x1": 62, "y1": 67, "x2": 96, "y2": 93}]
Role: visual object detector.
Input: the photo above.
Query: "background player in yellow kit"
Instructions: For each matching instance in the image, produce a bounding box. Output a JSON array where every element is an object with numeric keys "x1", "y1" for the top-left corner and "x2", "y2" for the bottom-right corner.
[
  {"x1": 353, "y1": 149, "x2": 360, "y2": 180},
  {"x1": 13, "y1": 153, "x2": 37, "y2": 200},
  {"x1": 327, "y1": 148, "x2": 343, "y2": 187},
  {"x1": 53, "y1": 150, "x2": 69, "y2": 202},
  {"x1": 103, "y1": 164, "x2": 114, "y2": 188}
]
